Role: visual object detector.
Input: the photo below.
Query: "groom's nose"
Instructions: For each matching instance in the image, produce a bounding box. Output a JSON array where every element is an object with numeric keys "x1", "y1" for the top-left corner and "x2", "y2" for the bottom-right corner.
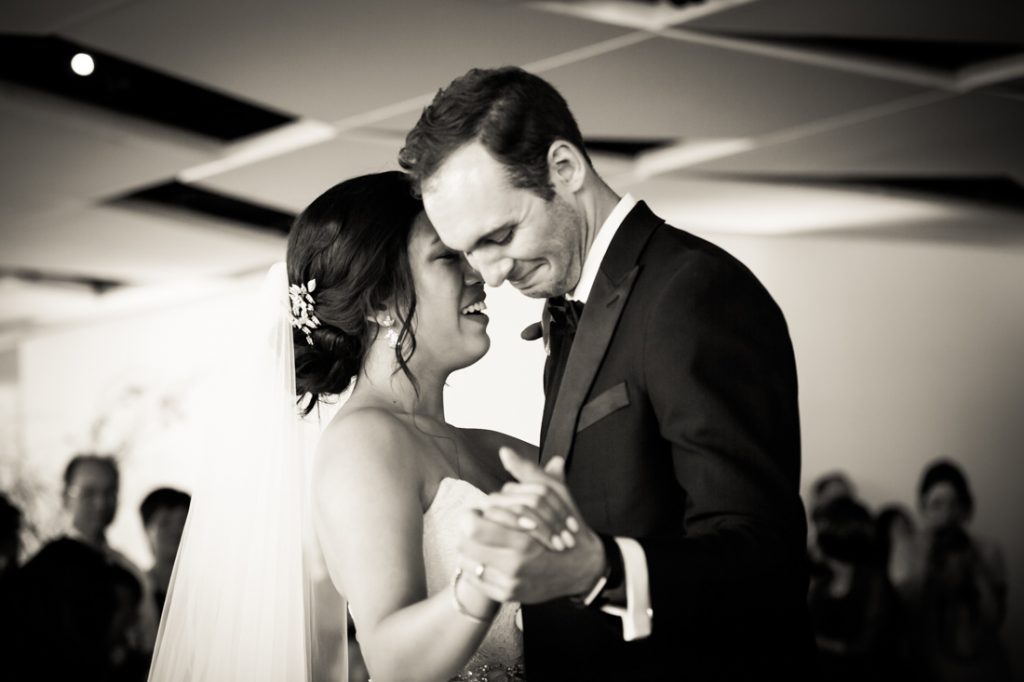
[{"x1": 469, "y1": 252, "x2": 514, "y2": 287}]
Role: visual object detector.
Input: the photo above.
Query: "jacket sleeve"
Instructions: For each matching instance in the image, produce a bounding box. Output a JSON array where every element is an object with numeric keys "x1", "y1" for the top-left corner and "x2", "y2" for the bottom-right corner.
[{"x1": 638, "y1": 250, "x2": 808, "y2": 636}]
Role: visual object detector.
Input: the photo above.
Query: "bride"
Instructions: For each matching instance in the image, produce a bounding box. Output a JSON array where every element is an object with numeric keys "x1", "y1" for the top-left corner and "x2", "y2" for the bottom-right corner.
[{"x1": 150, "y1": 171, "x2": 577, "y2": 682}]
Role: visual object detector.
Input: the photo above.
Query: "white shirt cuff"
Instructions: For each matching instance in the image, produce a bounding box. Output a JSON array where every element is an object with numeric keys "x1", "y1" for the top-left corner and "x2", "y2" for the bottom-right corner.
[{"x1": 600, "y1": 537, "x2": 652, "y2": 641}]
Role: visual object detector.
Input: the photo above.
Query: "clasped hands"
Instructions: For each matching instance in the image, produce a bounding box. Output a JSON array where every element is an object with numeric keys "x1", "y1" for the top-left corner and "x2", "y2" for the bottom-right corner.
[{"x1": 457, "y1": 447, "x2": 606, "y2": 606}]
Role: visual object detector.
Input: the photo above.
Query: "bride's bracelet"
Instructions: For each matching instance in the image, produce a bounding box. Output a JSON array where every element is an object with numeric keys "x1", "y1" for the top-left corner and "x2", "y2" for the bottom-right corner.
[{"x1": 451, "y1": 567, "x2": 494, "y2": 623}]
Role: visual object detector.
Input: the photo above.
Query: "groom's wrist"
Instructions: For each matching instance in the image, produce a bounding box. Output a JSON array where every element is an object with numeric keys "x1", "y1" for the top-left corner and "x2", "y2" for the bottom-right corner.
[
  {"x1": 572, "y1": 534, "x2": 624, "y2": 608},
  {"x1": 597, "y1": 533, "x2": 625, "y2": 592}
]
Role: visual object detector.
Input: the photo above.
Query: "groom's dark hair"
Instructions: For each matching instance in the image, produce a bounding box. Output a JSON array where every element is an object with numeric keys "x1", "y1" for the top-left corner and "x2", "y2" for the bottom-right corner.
[{"x1": 398, "y1": 66, "x2": 591, "y2": 200}]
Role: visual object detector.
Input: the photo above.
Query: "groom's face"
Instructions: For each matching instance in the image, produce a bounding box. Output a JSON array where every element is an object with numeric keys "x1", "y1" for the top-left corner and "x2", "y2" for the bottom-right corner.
[{"x1": 422, "y1": 141, "x2": 585, "y2": 299}]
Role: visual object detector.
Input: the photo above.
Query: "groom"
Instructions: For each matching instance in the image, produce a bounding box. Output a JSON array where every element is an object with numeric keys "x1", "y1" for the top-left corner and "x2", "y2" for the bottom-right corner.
[{"x1": 400, "y1": 67, "x2": 816, "y2": 680}]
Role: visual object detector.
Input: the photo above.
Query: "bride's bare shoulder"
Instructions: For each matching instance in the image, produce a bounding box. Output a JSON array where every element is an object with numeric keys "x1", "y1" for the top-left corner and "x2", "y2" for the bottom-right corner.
[
  {"x1": 313, "y1": 408, "x2": 427, "y2": 564},
  {"x1": 315, "y1": 407, "x2": 422, "y2": 489}
]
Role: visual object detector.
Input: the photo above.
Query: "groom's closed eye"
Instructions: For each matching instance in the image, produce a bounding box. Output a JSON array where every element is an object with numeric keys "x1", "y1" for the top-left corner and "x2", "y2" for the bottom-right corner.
[
  {"x1": 491, "y1": 226, "x2": 515, "y2": 246},
  {"x1": 476, "y1": 224, "x2": 516, "y2": 250}
]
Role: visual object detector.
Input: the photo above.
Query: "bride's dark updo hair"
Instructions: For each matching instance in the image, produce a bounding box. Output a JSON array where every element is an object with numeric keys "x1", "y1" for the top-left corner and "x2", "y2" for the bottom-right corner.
[{"x1": 287, "y1": 171, "x2": 423, "y2": 415}]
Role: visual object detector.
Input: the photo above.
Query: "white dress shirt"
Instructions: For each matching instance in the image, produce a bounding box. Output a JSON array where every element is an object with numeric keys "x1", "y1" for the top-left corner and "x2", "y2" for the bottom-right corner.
[{"x1": 567, "y1": 193, "x2": 652, "y2": 640}]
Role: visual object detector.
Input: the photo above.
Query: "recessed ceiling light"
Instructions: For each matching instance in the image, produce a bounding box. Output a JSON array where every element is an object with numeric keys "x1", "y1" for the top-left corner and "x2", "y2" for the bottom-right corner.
[{"x1": 70, "y1": 52, "x2": 95, "y2": 77}]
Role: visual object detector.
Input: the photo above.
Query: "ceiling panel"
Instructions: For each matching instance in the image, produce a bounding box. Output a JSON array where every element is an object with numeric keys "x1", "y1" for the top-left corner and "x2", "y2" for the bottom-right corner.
[
  {"x1": 490, "y1": 35, "x2": 922, "y2": 139},
  {"x1": 1, "y1": 204, "x2": 284, "y2": 284},
  {"x1": 528, "y1": 0, "x2": 756, "y2": 32},
  {"x1": 0, "y1": 0, "x2": 133, "y2": 34},
  {"x1": 684, "y1": 0, "x2": 1024, "y2": 44},
  {"x1": 0, "y1": 0, "x2": 1020, "y2": 336},
  {"x1": 619, "y1": 175, "x2": 1024, "y2": 242},
  {"x1": 198, "y1": 129, "x2": 638, "y2": 213},
  {"x1": 621, "y1": 175, "x2": 952, "y2": 235},
  {"x1": 197, "y1": 133, "x2": 401, "y2": 213},
  {"x1": 0, "y1": 84, "x2": 215, "y2": 212},
  {"x1": 63, "y1": 0, "x2": 628, "y2": 123},
  {"x1": 685, "y1": 93, "x2": 1024, "y2": 180}
]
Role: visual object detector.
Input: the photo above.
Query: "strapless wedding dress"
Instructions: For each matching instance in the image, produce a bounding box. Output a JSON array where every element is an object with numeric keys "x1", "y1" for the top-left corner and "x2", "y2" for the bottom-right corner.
[{"x1": 423, "y1": 477, "x2": 525, "y2": 681}]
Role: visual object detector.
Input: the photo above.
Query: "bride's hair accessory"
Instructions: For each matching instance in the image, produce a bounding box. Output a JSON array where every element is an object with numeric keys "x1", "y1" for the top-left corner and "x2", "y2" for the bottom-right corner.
[
  {"x1": 289, "y1": 279, "x2": 321, "y2": 345},
  {"x1": 381, "y1": 314, "x2": 401, "y2": 349}
]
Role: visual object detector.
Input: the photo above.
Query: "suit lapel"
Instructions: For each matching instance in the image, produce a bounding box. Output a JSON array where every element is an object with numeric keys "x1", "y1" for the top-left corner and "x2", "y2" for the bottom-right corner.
[
  {"x1": 541, "y1": 268, "x2": 639, "y2": 468},
  {"x1": 539, "y1": 201, "x2": 664, "y2": 468}
]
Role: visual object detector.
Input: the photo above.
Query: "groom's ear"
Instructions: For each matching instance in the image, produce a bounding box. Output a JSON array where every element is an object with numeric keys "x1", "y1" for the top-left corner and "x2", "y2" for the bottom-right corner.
[{"x1": 547, "y1": 141, "x2": 586, "y2": 194}]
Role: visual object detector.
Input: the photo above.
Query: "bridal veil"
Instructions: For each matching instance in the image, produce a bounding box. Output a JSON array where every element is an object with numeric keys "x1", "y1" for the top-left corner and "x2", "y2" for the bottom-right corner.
[{"x1": 148, "y1": 263, "x2": 347, "y2": 681}]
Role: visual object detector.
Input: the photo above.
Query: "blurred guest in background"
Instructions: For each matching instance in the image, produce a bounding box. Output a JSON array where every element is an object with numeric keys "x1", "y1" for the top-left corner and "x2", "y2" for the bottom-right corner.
[
  {"x1": 4, "y1": 536, "x2": 136, "y2": 681},
  {"x1": 107, "y1": 562, "x2": 150, "y2": 682},
  {"x1": 903, "y1": 459, "x2": 1011, "y2": 681},
  {"x1": 810, "y1": 471, "x2": 857, "y2": 512},
  {"x1": 62, "y1": 454, "x2": 124, "y2": 553},
  {"x1": 0, "y1": 492, "x2": 21, "y2": 593},
  {"x1": 875, "y1": 504, "x2": 917, "y2": 592},
  {"x1": 60, "y1": 454, "x2": 158, "y2": 654},
  {"x1": 808, "y1": 470, "x2": 858, "y2": 573},
  {"x1": 807, "y1": 496, "x2": 900, "y2": 681},
  {"x1": 138, "y1": 487, "x2": 190, "y2": 617}
]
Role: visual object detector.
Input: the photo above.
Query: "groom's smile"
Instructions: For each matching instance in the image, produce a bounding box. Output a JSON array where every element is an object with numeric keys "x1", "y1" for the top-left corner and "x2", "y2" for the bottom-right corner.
[{"x1": 508, "y1": 261, "x2": 544, "y2": 290}]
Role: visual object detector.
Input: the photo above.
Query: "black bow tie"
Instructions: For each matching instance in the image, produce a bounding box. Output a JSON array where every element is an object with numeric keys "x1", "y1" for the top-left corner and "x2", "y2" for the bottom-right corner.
[
  {"x1": 548, "y1": 297, "x2": 585, "y2": 334},
  {"x1": 541, "y1": 297, "x2": 585, "y2": 418}
]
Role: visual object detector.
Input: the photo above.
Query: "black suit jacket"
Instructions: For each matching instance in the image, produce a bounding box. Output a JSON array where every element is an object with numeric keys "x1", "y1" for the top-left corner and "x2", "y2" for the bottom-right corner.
[{"x1": 523, "y1": 202, "x2": 817, "y2": 681}]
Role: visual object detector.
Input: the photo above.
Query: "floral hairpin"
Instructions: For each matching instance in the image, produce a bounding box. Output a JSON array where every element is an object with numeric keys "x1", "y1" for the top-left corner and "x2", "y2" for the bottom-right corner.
[{"x1": 288, "y1": 279, "x2": 320, "y2": 345}]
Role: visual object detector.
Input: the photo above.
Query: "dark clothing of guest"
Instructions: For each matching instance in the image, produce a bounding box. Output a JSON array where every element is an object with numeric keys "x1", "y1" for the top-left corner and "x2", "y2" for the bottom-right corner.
[
  {"x1": 808, "y1": 496, "x2": 906, "y2": 682},
  {"x1": 809, "y1": 563, "x2": 903, "y2": 682},
  {"x1": 1, "y1": 537, "x2": 146, "y2": 682},
  {"x1": 905, "y1": 526, "x2": 1011, "y2": 682}
]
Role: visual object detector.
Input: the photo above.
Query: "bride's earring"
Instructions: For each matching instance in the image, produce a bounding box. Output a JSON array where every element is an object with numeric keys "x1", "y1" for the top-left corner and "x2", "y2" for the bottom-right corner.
[{"x1": 381, "y1": 315, "x2": 400, "y2": 349}]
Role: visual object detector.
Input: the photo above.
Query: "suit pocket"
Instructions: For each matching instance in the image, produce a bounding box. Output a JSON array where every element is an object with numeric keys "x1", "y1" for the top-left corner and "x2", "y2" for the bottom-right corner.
[{"x1": 576, "y1": 381, "x2": 630, "y2": 433}]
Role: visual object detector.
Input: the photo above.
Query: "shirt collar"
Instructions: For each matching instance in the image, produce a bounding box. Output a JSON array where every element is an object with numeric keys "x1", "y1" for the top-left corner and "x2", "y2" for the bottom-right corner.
[{"x1": 567, "y1": 193, "x2": 636, "y2": 304}]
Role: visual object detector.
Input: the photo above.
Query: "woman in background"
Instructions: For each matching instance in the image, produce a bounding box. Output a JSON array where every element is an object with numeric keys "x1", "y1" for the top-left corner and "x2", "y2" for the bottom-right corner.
[{"x1": 903, "y1": 460, "x2": 1010, "y2": 681}]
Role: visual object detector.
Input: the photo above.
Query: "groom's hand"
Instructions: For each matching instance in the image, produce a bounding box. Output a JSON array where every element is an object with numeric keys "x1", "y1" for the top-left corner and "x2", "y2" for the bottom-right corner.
[{"x1": 457, "y1": 447, "x2": 607, "y2": 604}]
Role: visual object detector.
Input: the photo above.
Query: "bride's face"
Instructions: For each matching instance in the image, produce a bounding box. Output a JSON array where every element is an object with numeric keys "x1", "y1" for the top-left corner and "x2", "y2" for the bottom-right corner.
[{"x1": 404, "y1": 212, "x2": 490, "y2": 373}]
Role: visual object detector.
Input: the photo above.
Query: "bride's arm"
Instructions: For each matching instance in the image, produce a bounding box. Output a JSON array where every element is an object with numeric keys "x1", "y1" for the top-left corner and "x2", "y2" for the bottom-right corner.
[{"x1": 314, "y1": 409, "x2": 498, "y2": 682}]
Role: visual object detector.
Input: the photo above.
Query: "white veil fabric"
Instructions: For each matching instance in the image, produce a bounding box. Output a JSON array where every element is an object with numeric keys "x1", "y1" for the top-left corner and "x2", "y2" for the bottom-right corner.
[{"x1": 149, "y1": 263, "x2": 347, "y2": 682}]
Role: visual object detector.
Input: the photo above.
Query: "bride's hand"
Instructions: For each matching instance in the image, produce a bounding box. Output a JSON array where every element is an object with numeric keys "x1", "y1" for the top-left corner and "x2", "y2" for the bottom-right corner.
[
  {"x1": 478, "y1": 450, "x2": 580, "y2": 553},
  {"x1": 460, "y1": 447, "x2": 607, "y2": 604}
]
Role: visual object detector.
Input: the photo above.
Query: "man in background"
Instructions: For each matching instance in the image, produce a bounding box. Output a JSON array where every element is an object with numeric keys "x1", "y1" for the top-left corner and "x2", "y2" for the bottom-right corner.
[
  {"x1": 3, "y1": 455, "x2": 153, "y2": 680},
  {"x1": 60, "y1": 455, "x2": 157, "y2": 658}
]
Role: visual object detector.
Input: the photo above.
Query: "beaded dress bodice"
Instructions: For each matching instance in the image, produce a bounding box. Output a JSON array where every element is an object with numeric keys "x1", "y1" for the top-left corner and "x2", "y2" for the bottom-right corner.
[{"x1": 423, "y1": 477, "x2": 525, "y2": 681}]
